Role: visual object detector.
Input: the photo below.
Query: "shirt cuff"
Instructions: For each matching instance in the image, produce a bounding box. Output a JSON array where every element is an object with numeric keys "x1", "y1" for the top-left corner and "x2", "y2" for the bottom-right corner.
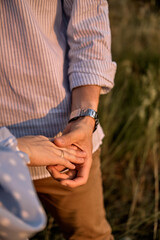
[
  {"x1": 69, "y1": 59, "x2": 117, "y2": 94},
  {"x1": 69, "y1": 69, "x2": 116, "y2": 94}
]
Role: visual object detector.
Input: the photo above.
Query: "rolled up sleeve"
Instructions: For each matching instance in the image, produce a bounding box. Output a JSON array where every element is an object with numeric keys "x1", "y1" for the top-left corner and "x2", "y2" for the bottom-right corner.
[{"x1": 63, "y1": 0, "x2": 117, "y2": 94}]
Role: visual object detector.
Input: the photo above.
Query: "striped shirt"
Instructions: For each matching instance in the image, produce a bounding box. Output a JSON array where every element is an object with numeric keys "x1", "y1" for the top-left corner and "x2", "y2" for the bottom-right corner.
[{"x1": 0, "y1": 0, "x2": 116, "y2": 179}]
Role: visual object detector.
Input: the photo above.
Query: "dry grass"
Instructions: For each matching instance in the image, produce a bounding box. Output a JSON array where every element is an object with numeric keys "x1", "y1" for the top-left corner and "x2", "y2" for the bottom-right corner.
[
  {"x1": 99, "y1": 1, "x2": 160, "y2": 239},
  {"x1": 31, "y1": 1, "x2": 160, "y2": 239}
]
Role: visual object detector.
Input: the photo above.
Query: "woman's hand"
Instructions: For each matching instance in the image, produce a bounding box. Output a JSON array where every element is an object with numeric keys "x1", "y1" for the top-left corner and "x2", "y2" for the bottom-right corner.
[{"x1": 17, "y1": 135, "x2": 86, "y2": 170}]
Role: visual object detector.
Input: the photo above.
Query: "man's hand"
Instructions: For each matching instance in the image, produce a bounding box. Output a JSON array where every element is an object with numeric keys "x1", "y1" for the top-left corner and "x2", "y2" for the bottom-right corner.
[
  {"x1": 47, "y1": 116, "x2": 95, "y2": 188},
  {"x1": 47, "y1": 85, "x2": 101, "y2": 188}
]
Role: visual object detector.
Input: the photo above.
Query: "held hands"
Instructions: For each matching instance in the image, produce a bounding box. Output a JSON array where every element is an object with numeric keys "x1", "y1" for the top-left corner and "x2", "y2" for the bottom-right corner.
[
  {"x1": 17, "y1": 86, "x2": 99, "y2": 188},
  {"x1": 17, "y1": 115, "x2": 95, "y2": 188},
  {"x1": 47, "y1": 116, "x2": 95, "y2": 188},
  {"x1": 17, "y1": 135, "x2": 86, "y2": 170}
]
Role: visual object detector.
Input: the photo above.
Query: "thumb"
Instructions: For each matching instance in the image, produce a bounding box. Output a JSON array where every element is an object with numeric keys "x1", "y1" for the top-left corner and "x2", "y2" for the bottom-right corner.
[{"x1": 54, "y1": 130, "x2": 81, "y2": 147}]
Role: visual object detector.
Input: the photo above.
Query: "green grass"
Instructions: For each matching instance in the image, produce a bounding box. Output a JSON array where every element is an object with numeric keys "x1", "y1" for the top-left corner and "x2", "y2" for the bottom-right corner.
[{"x1": 31, "y1": 1, "x2": 160, "y2": 239}]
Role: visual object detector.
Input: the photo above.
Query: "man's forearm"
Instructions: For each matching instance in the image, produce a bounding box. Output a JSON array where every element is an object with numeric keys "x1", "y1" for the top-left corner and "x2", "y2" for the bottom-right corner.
[
  {"x1": 52, "y1": 85, "x2": 101, "y2": 187},
  {"x1": 71, "y1": 85, "x2": 101, "y2": 132},
  {"x1": 71, "y1": 85, "x2": 101, "y2": 111}
]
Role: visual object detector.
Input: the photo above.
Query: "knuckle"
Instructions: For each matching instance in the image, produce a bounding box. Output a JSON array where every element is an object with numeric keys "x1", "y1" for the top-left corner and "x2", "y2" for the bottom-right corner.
[
  {"x1": 64, "y1": 159, "x2": 69, "y2": 165},
  {"x1": 71, "y1": 155, "x2": 76, "y2": 161},
  {"x1": 82, "y1": 178, "x2": 87, "y2": 185}
]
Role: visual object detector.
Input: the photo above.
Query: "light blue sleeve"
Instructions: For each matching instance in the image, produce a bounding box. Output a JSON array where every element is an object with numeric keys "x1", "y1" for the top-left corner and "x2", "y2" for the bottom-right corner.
[{"x1": 0, "y1": 127, "x2": 47, "y2": 240}]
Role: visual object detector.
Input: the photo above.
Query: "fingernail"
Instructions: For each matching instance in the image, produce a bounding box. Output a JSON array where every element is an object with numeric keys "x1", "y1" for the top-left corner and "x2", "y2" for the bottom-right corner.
[
  {"x1": 58, "y1": 137, "x2": 65, "y2": 144},
  {"x1": 80, "y1": 151, "x2": 86, "y2": 156},
  {"x1": 47, "y1": 168, "x2": 52, "y2": 176},
  {"x1": 72, "y1": 165, "x2": 76, "y2": 169},
  {"x1": 61, "y1": 182, "x2": 68, "y2": 187},
  {"x1": 60, "y1": 168, "x2": 69, "y2": 174}
]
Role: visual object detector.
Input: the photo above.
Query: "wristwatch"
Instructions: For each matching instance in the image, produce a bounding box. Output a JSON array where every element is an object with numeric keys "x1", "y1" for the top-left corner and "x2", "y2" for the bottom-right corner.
[{"x1": 69, "y1": 108, "x2": 99, "y2": 132}]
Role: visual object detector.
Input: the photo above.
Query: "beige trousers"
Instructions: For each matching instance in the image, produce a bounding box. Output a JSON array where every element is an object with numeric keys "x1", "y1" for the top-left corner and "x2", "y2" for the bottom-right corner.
[{"x1": 34, "y1": 148, "x2": 113, "y2": 240}]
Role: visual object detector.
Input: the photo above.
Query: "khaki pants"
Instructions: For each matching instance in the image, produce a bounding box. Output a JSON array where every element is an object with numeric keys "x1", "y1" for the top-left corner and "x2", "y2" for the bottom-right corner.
[{"x1": 34, "y1": 148, "x2": 113, "y2": 240}]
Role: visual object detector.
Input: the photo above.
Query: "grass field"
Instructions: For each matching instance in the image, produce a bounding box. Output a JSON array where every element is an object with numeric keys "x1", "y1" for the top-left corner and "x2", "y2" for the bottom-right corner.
[
  {"x1": 31, "y1": 1, "x2": 160, "y2": 239},
  {"x1": 99, "y1": 0, "x2": 160, "y2": 239}
]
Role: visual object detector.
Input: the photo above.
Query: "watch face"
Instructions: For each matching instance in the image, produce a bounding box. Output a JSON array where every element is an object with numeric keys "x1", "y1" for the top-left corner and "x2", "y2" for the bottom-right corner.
[{"x1": 81, "y1": 109, "x2": 98, "y2": 120}]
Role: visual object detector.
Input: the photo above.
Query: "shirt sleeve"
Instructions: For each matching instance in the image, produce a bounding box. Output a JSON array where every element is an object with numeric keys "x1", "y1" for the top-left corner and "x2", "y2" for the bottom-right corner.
[
  {"x1": 0, "y1": 127, "x2": 46, "y2": 239},
  {"x1": 63, "y1": 0, "x2": 117, "y2": 94}
]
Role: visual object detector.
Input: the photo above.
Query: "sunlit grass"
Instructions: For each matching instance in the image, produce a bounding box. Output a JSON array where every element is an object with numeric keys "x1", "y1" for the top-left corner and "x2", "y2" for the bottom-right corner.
[{"x1": 99, "y1": 1, "x2": 160, "y2": 239}]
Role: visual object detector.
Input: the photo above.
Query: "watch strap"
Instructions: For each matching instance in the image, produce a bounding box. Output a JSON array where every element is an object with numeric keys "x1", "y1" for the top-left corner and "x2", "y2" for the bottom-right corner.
[{"x1": 69, "y1": 108, "x2": 99, "y2": 132}]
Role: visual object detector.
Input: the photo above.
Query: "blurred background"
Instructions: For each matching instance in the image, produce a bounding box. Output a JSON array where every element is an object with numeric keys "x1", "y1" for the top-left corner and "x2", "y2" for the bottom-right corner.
[
  {"x1": 100, "y1": 0, "x2": 160, "y2": 239},
  {"x1": 32, "y1": 0, "x2": 160, "y2": 239}
]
